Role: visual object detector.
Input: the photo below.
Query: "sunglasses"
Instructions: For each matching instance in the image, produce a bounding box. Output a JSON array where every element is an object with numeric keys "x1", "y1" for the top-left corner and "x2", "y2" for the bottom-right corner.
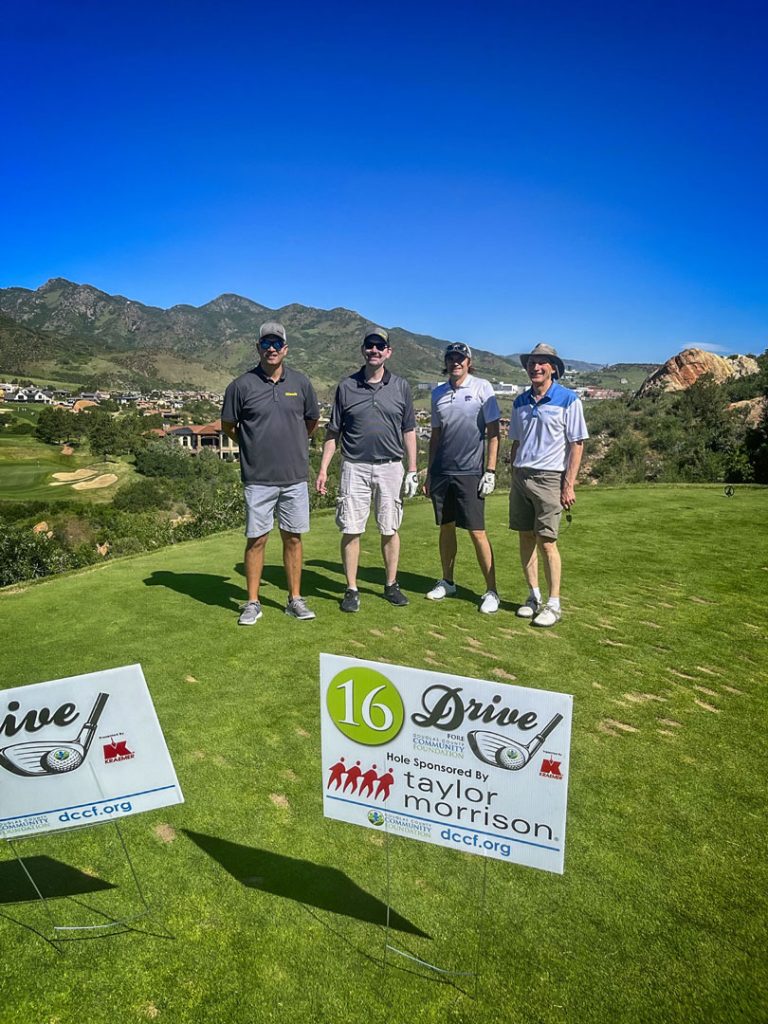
[
  {"x1": 260, "y1": 338, "x2": 285, "y2": 351},
  {"x1": 363, "y1": 339, "x2": 389, "y2": 351}
]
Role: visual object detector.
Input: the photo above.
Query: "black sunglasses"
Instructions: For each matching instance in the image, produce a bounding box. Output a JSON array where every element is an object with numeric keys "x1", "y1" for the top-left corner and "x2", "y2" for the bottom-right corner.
[
  {"x1": 363, "y1": 339, "x2": 388, "y2": 351},
  {"x1": 260, "y1": 338, "x2": 285, "y2": 351}
]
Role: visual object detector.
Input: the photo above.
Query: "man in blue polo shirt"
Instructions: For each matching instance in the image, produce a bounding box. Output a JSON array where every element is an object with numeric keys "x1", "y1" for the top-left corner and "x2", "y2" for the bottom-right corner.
[
  {"x1": 509, "y1": 343, "x2": 588, "y2": 627},
  {"x1": 221, "y1": 321, "x2": 320, "y2": 625}
]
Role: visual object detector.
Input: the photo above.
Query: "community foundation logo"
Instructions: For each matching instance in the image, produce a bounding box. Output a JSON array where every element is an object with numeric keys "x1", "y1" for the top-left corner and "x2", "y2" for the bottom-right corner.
[
  {"x1": 103, "y1": 736, "x2": 135, "y2": 764},
  {"x1": 367, "y1": 810, "x2": 385, "y2": 826},
  {"x1": 326, "y1": 758, "x2": 395, "y2": 800}
]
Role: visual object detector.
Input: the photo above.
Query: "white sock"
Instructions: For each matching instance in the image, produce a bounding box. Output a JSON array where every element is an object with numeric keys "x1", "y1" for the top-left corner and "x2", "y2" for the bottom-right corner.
[
  {"x1": 531, "y1": 587, "x2": 542, "y2": 602},
  {"x1": 548, "y1": 596, "x2": 561, "y2": 611}
]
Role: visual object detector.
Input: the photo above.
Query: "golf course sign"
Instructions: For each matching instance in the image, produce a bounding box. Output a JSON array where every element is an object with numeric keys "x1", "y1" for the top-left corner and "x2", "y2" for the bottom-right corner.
[
  {"x1": 320, "y1": 654, "x2": 573, "y2": 873},
  {"x1": 0, "y1": 665, "x2": 183, "y2": 839}
]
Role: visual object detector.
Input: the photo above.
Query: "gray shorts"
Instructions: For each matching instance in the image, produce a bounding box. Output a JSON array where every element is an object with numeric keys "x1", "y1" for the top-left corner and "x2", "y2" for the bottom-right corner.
[
  {"x1": 509, "y1": 468, "x2": 562, "y2": 539},
  {"x1": 244, "y1": 482, "x2": 310, "y2": 537},
  {"x1": 335, "y1": 460, "x2": 404, "y2": 536}
]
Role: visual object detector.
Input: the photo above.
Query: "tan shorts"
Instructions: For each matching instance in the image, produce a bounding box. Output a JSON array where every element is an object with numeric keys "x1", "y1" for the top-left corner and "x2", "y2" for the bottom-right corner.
[
  {"x1": 509, "y1": 468, "x2": 563, "y2": 539},
  {"x1": 336, "y1": 460, "x2": 404, "y2": 536}
]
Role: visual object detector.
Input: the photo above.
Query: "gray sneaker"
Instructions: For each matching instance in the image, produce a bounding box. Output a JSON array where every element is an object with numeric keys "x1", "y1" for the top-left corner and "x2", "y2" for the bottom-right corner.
[
  {"x1": 516, "y1": 595, "x2": 540, "y2": 619},
  {"x1": 285, "y1": 596, "x2": 316, "y2": 620},
  {"x1": 238, "y1": 601, "x2": 262, "y2": 626},
  {"x1": 340, "y1": 588, "x2": 360, "y2": 613}
]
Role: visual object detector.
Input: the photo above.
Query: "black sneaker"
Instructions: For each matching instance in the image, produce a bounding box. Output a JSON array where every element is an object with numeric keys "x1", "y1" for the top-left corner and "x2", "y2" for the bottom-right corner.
[
  {"x1": 340, "y1": 588, "x2": 360, "y2": 613},
  {"x1": 383, "y1": 581, "x2": 409, "y2": 607}
]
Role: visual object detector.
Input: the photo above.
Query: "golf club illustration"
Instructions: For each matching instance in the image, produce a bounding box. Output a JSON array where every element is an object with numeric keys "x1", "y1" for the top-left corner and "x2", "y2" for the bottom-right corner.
[
  {"x1": 468, "y1": 713, "x2": 563, "y2": 772},
  {"x1": 0, "y1": 692, "x2": 109, "y2": 778}
]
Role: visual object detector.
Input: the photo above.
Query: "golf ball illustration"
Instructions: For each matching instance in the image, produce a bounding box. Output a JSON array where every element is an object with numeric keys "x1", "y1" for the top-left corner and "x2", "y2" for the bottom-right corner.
[
  {"x1": 496, "y1": 746, "x2": 524, "y2": 769},
  {"x1": 43, "y1": 748, "x2": 83, "y2": 772}
]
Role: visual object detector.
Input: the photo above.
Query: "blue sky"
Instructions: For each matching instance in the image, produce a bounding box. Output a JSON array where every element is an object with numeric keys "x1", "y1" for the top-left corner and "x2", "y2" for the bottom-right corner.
[{"x1": 2, "y1": 0, "x2": 766, "y2": 364}]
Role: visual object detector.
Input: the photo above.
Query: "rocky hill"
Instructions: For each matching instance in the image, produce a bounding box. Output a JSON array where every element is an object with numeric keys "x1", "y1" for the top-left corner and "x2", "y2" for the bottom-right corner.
[
  {"x1": 637, "y1": 348, "x2": 760, "y2": 397},
  {"x1": 0, "y1": 279, "x2": 531, "y2": 393}
]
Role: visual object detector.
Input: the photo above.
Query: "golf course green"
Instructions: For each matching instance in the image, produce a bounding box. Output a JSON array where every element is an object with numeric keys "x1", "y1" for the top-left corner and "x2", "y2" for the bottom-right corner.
[{"x1": 0, "y1": 485, "x2": 766, "y2": 1024}]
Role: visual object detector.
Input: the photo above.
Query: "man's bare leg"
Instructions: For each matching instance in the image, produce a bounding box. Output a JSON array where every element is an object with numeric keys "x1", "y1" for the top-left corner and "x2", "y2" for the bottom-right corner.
[
  {"x1": 381, "y1": 531, "x2": 400, "y2": 586},
  {"x1": 469, "y1": 529, "x2": 496, "y2": 591},
  {"x1": 341, "y1": 534, "x2": 361, "y2": 590},
  {"x1": 439, "y1": 523, "x2": 458, "y2": 581},
  {"x1": 280, "y1": 530, "x2": 303, "y2": 600},
  {"x1": 244, "y1": 533, "x2": 269, "y2": 601},
  {"x1": 518, "y1": 530, "x2": 538, "y2": 590},
  {"x1": 537, "y1": 536, "x2": 561, "y2": 599}
]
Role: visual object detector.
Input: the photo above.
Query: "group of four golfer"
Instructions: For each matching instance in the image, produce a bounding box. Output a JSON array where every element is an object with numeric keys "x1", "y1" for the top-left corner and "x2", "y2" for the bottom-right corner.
[{"x1": 220, "y1": 322, "x2": 588, "y2": 629}]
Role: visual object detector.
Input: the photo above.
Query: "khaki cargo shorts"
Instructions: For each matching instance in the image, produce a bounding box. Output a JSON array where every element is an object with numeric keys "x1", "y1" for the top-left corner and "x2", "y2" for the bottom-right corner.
[
  {"x1": 336, "y1": 460, "x2": 404, "y2": 536},
  {"x1": 509, "y1": 468, "x2": 563, "y2": 539}
]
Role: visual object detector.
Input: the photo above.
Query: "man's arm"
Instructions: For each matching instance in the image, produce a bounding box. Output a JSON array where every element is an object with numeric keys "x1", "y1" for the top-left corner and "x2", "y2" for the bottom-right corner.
[
  {"x1": 221, "y1": 420, "x2": 238, "y2": 442},
  {"x1": 424, "y1": 426, "x2": 441, "y2": 497},
  {"x1": 315, "y1": 435, "x2": 338, "y2": 495},
  {"x1": 403, "y1": 429, "x2": 417, "y2": 473},
  {"x1": 305, "y1": 418, "x2": 319, "y2": 437},
  {"x1": 561, "y1": 440, "x2": 584, "y2": 509},
  {"x1": 485, "y1": 420, "x2": 499, "y2": 472}
]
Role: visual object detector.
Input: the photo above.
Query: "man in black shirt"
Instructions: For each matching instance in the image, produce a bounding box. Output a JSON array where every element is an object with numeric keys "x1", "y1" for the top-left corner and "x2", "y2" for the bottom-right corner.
[
  {"x1": 316, "y1": 327, "x2": 418, "y2": 612},
  {"x1": 221, "y1": 321, "x2": 320, "y2": 624}
]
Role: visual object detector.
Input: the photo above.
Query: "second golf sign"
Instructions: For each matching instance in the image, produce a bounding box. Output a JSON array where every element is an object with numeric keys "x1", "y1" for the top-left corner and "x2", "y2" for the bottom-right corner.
[{"x1": 320, "y1": 654, "x2": 573, "y2": 873}]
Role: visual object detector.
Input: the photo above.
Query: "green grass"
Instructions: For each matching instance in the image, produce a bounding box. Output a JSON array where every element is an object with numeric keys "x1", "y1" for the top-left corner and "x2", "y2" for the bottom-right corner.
[
  {"x1": 0, "y1": 436, "x2": 136, "y2": 502},
  {"x1": 1, "y1": 486, "x2": 766, "y2": 1024}
]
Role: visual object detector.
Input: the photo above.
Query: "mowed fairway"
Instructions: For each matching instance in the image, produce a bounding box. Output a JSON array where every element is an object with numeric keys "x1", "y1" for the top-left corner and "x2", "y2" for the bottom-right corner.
[
  {"x1": 0, "y1": 436, "x2": 133, "y2": 502},
  {"x1": 0, "y1": 486, "x2": 766, "y2": 1024}
]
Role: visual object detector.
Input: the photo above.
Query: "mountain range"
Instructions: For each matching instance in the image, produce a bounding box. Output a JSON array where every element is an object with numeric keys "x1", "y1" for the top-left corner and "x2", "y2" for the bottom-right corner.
[{"x1": 0, "y1": 278, "x2": 606, "y2": 394}]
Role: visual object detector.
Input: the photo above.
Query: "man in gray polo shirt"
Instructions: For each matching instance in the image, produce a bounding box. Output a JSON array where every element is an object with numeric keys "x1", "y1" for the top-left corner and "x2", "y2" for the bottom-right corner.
[
  {"x1": 425, "y1": 342, "x2": 501, "y2": 613},
  {"x1": 316, "y1": 327, "x2": 418, "y2": 612},
  {"x1": 221, "y1": 321, "x2": 320, "y2": 624}
]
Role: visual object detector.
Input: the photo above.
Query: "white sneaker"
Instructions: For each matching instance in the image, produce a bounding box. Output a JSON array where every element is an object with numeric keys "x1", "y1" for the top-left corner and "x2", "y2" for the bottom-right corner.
[
  {"x1": 516, "y1": 596, "x2": 541, "y2": 618},
  {"x1": 426, "y1": 579, "x2": 457, "y2": 601},
  {"x1": 532, "y1": 603, "x2": 562, "y2": 628},
  {"x1": 479, "y1": 590, "x2": 500, "y2": 614}
]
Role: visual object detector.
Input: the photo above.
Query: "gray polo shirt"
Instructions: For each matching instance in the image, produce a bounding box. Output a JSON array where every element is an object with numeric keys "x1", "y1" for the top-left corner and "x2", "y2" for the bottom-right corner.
[
  {"x1": 326, "y1": 368, "x2": 416, "y2": 463},
  {"x1": 221, "y1": 365, "x2": 319, "y2": 485},
  {"x1": 430, "y1": 375, "x2": 501, "y2": 475}
]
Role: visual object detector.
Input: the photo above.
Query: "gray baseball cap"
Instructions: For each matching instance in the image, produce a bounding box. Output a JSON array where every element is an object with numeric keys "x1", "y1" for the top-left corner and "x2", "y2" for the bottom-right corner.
[
  {"x1": 520, "y1": 343, "x2": 565, "y2": 380},
  {"x1": 363, "y1": 327, "x2": 390, "y2": 345},
  {"x1": 259, "y1": 321, "x2": 287, "y2": 342}
]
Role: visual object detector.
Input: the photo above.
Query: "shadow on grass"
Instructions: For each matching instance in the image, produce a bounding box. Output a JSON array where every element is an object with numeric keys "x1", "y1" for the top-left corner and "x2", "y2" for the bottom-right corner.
[
  {"x1": 305, "y1": 559, "x2": 436, "y2": 598},
  {"x1": 0, "y1": 855, "x2": 116, "y2": 905},
  {"x1": 183, "y1": 831, "x2": 429, "y2": 938},
  {"x1": 143, "y1": 571, "x2": 243, "y2": 612}
]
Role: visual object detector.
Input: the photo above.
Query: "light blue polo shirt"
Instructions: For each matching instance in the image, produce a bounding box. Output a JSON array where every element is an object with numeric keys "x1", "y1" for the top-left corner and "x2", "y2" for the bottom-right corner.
[
  {"x1": 430, "y1": 375, "x2": 501, "y2": 475},
  {"x1": 509, "y1": 381, "x2": 588, "y2": 471}
]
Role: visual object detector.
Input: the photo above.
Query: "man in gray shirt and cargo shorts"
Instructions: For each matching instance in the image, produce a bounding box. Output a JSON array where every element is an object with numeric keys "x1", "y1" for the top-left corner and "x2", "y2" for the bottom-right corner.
[
  {"x1": 316, "y1": 327, "x2": 418, "y2": 612},
  {"x1": 221, "y1": 321, "x2": 320, "y2": 624}
]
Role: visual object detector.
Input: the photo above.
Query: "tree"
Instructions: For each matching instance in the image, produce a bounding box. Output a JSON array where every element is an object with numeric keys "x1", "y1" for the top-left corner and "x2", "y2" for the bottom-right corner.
[{"x1": 34, "y1": 406, "x2": 79, "y2": 444}]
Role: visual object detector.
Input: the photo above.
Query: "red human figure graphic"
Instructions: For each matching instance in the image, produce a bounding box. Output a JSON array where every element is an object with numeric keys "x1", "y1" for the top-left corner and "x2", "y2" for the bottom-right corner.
[
  {"x1": 327, "y1": 758, "x2": 346, "y2": 790},
  {"x1": 342, "y1": 760, "x2": 363, "y2": 794},
  {"x1": 358, "y1": 765, "x2": 378, "y2": 798},
  {"x1": 374, "y1": 768, "x2": 395, "y2": 800}
]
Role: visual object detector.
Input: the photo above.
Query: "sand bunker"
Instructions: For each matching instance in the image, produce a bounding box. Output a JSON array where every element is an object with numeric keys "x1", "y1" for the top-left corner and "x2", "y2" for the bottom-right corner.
[
  {"x1": 52, "y1": 469, "x2": 97, "y2": 482},
  {"x1": 72, "y1": 474, "x2": 118, "y2": 490}
]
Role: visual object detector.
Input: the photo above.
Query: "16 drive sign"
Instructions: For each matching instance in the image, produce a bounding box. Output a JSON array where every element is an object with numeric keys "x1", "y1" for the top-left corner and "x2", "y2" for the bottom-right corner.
[
  {"x1": 0, "y1": 665, "x2": 183, "y2": 839},
  {"x1": 320, "y1": 655, "x2": 572, "y2": 873}
]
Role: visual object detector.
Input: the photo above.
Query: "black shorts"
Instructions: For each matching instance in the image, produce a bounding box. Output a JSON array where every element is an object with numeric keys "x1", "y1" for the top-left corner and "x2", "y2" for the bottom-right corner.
[{"x1": 430, "y1": 474, "x2": 485, "y2": 531}]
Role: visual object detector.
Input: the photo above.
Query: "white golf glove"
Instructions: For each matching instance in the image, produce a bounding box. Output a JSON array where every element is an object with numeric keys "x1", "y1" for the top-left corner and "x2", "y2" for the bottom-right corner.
[
  {"x1": 478, "y1": 471, "x2": 496, "y2": 497},
  {"x1": 403, "y1": 471, "x2": 419, "y2": 498}
]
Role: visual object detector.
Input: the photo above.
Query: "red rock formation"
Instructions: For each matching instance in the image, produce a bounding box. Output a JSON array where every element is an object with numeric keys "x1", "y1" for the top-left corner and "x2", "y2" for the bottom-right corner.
[{"x1": 637, "y1": 348, "x2": 759, "y2": 396}]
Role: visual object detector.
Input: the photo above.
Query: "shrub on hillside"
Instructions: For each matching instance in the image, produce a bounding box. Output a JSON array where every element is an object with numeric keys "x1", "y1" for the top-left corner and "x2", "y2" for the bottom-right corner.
[
  {"x1": 0, "y1": 526, "x2": 72, "y2": 587},
  {"x1": 113, "y1": 477, "x2": 174, "y2": 512}
]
